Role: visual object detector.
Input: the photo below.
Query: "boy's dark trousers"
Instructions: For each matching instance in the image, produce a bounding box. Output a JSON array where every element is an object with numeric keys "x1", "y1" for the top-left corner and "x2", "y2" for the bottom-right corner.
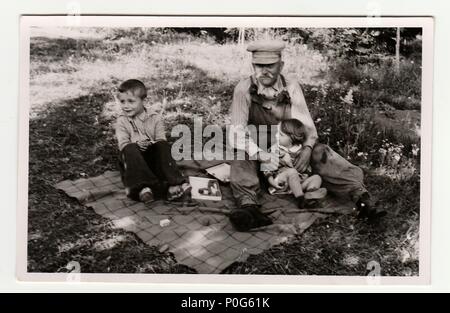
[{"x1": 118, "y1": 141, "x2": 187, "y2": 201}]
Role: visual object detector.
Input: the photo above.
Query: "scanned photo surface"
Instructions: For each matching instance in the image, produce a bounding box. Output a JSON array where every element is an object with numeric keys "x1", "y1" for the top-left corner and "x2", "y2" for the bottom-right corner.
[{"x1": 20, "y1": 17, "x2": 431, "y2": 281}]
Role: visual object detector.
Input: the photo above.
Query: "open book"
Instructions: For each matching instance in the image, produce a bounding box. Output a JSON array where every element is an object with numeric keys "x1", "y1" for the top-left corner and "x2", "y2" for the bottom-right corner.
[{"x1": 188, "y1": 176, "x2": 222, "y2": 201}]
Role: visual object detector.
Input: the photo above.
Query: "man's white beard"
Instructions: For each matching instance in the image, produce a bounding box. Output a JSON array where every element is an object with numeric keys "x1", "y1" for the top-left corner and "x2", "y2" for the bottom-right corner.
[
  {"x1": 255, "y1": 74, "x2": 280, "y2": 99},
  {"x1": 256, "y1": 73, "x2": 275, "y2": 86}
]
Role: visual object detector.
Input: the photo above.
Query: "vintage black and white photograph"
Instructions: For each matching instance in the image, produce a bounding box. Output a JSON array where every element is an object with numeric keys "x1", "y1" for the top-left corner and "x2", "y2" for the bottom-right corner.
[{"x1": 19, "y1": 16, "x2": 432, "y2": 282}]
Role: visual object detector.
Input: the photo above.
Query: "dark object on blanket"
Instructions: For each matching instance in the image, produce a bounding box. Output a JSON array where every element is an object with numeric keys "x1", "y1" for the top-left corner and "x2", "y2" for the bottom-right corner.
[{"x1": 229, "y1": 204, "x2": 273, "y2": 232}]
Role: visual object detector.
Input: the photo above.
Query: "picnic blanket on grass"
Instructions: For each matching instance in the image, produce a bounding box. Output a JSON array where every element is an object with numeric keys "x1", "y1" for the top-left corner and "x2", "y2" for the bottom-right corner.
[{"x1": 55, "y1": 159, "x2": 354, "y2": 273}]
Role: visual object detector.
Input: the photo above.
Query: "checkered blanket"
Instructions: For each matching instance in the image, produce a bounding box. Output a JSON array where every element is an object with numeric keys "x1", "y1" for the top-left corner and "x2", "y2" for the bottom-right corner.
[{"x1": 55, "y1": 160, "x2": 354, "y2": 273}]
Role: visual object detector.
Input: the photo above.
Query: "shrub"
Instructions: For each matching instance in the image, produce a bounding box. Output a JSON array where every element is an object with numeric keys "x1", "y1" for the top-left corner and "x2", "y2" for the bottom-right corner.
[
  {"x1": 326, "y1": 57, "x2": 421, "y2": 110},
  {"x1": 304, "y1": 84, "x2": 420, "y2": 172},
  {"x1": 103, "y1": 27, "x2": 215, "y2": 45}
]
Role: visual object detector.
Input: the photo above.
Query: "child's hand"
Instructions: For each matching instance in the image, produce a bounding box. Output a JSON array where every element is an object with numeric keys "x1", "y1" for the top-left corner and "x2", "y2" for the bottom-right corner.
[{"x1": 268, "y1": 176, "x2": 285, "y2": 189}]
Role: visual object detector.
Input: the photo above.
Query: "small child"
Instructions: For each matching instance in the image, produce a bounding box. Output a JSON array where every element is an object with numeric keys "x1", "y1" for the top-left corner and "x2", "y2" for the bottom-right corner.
[
  {"x1": 113, "y1": 79, "x2": 191, "y2": 203},
  {"x1": 264, "y1": 119, "x2": 327, "y2": 208}
]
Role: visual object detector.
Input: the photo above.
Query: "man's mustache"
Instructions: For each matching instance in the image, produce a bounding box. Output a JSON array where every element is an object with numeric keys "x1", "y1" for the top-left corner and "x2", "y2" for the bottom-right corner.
[{"x1": 256, "y1": 73, "x2": 274, "y2": 79}]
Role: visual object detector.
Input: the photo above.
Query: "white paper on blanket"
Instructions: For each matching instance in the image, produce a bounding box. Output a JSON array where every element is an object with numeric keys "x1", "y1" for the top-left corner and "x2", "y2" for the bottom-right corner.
[
  {"x1": 268, "y1": 186, "x2": 293, "y2": 195},
  {"x1": 189, "y1": 176, "x2": 222, "y2": 201},
  {"x1": 204, "y1": 163, "x2": 231, "y2": 183}
]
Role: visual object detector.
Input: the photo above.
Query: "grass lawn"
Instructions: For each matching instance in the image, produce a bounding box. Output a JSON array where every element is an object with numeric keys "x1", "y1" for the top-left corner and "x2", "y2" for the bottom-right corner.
[{"x1": 27, "y1": 28, "x2": 420, "y2": 275}]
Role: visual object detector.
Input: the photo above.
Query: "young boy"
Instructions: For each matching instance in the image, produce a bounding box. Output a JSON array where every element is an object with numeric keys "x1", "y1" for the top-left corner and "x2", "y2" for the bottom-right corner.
[
  {"x1": 114, "y1": 79, "x2": 191, "y2": 203},
  {"x1": 265, "y1": 119, "x2": 327, "y2": 208}
]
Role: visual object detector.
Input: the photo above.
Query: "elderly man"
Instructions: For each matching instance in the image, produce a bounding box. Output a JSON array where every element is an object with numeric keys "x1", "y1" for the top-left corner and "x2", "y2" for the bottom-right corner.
[{"x1": 228, "y1": 40, "x2": 384, "y2": 232}]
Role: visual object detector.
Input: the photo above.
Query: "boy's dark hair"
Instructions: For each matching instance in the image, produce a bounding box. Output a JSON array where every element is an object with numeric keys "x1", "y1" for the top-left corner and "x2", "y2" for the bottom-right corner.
[
  {"x1": 280, "y1": 119, "x2": 306, "y2": 145},
  {"x1": 118, "y1": 79, "x2": 147, "y2": 99}
]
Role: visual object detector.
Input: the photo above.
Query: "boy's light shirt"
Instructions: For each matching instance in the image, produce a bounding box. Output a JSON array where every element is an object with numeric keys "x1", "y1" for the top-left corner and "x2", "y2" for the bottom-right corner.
[{"x1": 115, "y1": 108, "x2": 166, "y2": 151}]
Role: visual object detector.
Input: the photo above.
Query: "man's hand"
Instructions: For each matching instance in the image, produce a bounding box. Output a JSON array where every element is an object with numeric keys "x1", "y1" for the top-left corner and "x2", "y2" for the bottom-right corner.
[
  {"x1": 279, "y1": 153, "x2": 294, "y2": 168},
  {"x1": 294, "y1": 146, "x2": 313, "y2": 173},
  {"x1": 137, "y1": 139, "x2": 154, "y2": 151}
]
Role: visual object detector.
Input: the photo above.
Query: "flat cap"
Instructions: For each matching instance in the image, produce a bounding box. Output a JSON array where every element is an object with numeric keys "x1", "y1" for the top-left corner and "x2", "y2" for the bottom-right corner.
[{"x1": 247, "y1": 40, "x2": 286, "y2": 64}]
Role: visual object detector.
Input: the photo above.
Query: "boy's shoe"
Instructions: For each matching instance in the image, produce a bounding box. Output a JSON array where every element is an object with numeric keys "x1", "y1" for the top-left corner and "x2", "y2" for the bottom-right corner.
[
  {"x1": 139, "y1": 187, "x2": 154, "y2": 203},
  {"x1": 304, "y1": 188, "x2": 327, "y2": 208},
  {"x1": 356, "y1": 192, "x2": 387, "y2": 220}
]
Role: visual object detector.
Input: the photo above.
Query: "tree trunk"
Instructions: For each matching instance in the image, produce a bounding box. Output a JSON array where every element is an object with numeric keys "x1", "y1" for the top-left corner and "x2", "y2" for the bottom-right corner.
[
  {"x1": 238, "y1": 28, "x2": 245, "y2": 45},
  {"x1": 395, "y1": 27, "x2": 401, "y2": 74},
  {"x1": 253, "y1": 28, "x2": 260, "y2": 41}
]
